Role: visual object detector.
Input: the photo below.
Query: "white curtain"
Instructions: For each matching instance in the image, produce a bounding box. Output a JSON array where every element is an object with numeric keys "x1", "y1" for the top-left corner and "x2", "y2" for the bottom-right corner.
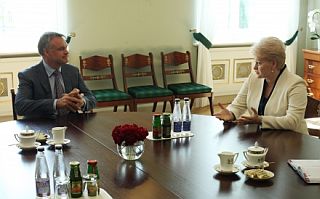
[
  {"x1": 194, "y1": 0, "x2": 300, "y2": 108},
  {"x1": 195, "y1": 43, "x2": 214, "y2": 107},
  {"x1": 284, "y1": 0, "x2": 300, "y2": 73},
  {"x1": 194, "y1": 0, "x2": 215, "y2": 107}
]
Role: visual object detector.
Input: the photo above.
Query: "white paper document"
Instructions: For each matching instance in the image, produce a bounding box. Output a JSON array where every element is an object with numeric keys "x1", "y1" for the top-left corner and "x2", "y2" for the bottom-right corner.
[
  {"x1": 288, "y1": 159, "x2": 320, "y2": 183},
  {"x1": 305, "y1": 118, "x2": 320, "y2": 130}
]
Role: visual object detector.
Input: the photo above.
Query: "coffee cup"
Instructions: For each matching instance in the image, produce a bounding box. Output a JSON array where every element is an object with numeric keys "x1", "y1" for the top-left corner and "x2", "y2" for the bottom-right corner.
[
  {"x1": 243, "y1": 152, "x2": 266, "y2": 166},
  {"x1": 243, "y1": 142, "x2": 268, "y2": 166},
  {"x1": 52, "y1": 126, "x2": 67, "y2": 144},
  {"x1": 14, "y1": 133, "x2": 36, "y2": 147},
  {"x1": 218, "y1": 151, "x2": 238, "y2": 172}
]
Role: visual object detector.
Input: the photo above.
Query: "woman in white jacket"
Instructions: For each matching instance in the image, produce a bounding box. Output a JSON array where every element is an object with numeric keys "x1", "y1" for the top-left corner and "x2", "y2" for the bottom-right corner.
[{"x1": 214, "y1": 37, "x2": 308, "y2": 134}]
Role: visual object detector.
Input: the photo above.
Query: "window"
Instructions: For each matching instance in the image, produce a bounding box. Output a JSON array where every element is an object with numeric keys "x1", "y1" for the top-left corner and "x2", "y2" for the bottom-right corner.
[
  {"x1": 0, "y1": 0, "x2": 66, "y2": 54},
  {"x1": 196, "y1": 0, "x2": 299, "y2": 45}
]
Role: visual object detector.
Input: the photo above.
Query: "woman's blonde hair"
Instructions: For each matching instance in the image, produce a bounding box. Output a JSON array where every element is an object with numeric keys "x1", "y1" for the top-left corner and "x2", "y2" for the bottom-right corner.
[{"x1": 250, "y1": 37, "x2": 286, "y2": 70}]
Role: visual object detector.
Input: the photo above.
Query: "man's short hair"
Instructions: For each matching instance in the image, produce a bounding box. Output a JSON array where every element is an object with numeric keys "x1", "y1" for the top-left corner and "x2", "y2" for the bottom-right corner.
[{"x1": 38, "y1": 32, "x2": 65, "y2": 55}]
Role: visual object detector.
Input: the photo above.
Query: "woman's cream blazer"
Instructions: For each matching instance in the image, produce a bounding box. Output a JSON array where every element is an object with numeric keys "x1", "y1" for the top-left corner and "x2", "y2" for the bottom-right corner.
[{"x1": 227, "y1": 67, "x2": 308, "y2": 134}]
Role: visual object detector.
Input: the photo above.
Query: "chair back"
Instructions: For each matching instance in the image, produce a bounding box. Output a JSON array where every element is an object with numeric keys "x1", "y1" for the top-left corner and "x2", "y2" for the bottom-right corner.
[
  {"x1": 161, "y1": 51, "x2": 195, "y2": 88},
  {"x1": 121, "y1": 53, "x2": 158, "y2": 92},
  {"x1": 79, "y1": 55, "x2": 118, "y2": 90},
  {"x1": 10, "y1": 89, "x2": 17, "y2": 120},
  {"x1": 305, "y1": 96, "x2": 320, "y2": 118}
]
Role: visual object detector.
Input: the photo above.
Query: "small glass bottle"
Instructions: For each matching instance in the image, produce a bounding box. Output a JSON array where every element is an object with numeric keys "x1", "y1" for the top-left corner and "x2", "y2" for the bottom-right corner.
[
  {"x1": 152, "y1": 113, "x2": 162, "y2": 139},
  {"x1": 182, "y1": 97, "x2": 192, "y2": 132},
  {"x1": 35, "y1": 146, "x2": 51, "y2": 198},
  {"x1": 162, "y1": 113, "x2": 171, "y2": 138},
  {"x1": 53, "y1": 144, "x2": 68, "y2": 198},
  {"x1": 87, "y1": 160, "x2": 100, "y2": 196},
  {"x1": 69, "y1": 161, "x2": 82, "y2": 198},
  {"x1": 172, "y1": 98, "x2": 182, "y2": 133}
]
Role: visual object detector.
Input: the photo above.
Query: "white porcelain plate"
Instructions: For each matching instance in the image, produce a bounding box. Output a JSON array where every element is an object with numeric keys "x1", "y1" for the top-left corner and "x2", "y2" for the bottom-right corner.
[
  {"x1": 46, "y1": 139, "x2": 71, "y2": 146},
  {"x1": 214, "y1": 164, "x2": 240, "y2": 174},
  {"x1": 242, "y1": 160, "x2": 269, "y2": 169},
  {"x1": 244, "y1": 169, "x2": 274, "y2": 181},
  {"x1": 17, "y1": 142, "x2": 41, "y2": 150}
]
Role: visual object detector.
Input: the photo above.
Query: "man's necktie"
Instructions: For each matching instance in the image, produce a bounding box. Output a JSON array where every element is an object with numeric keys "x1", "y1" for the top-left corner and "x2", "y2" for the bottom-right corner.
[
  {"x1": 53, "y1": 70, "x2": 68, "y2": 115},
  {"x1": 53, "y1": 70, "x2": 64, "y2": 98}
]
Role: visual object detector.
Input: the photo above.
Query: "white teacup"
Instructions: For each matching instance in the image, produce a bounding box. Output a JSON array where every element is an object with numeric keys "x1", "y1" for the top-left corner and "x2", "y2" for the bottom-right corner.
[
  {"x1": 243, "y1": 143, "x2": 268, "y2": 166},
  {"x1": 218, "y1": 151, "x2": 239, "y2": 172},
  {"x1": 243, "y1": 152, "x2": 266, "y2": 166},
  {"x1": 52, "y1": 126, "x2": 67, "y2": 144},
  {"x1": 14, "y1": 133, "x2": 36, "y2": 147}
]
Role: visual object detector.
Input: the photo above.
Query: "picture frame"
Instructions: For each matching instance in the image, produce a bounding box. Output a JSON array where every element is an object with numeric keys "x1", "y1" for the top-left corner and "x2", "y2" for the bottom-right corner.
[
  {"x1": 233, "y1": 58, "x2": 254, "y2": 83},
  {"x1": 211, "y1": 59, "x2": 229, "y2": 84},
  {"x1": 0, "y1": 72, "x2": 14, "y2": 101}
]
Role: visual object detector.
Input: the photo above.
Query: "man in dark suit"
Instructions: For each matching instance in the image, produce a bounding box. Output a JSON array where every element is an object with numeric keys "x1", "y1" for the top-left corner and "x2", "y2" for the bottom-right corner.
[{"x1": 15, "y1": 32, "x2": 96, "y2": 118}]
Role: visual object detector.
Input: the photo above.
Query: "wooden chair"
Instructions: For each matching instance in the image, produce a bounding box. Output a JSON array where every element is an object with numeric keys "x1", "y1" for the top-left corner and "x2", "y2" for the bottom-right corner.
[
  {"x1": 305, "y1": 96, "x2": 320, "y2": 137},
  {"x1": 121, "y1": 53, "x2": 174, "y2": 112},
  {"x1": 10, "y1": 88, "x2": 18, "y2": 120},
  {"x1": 79, "y1": 55, "x2": 133, "y2": 111},
  {"x1": 305, "y1": 96, "x2": 320, "y2": 118},
  {"x1": 161, "y1": 51, "x2": 214, "y2": 115}
]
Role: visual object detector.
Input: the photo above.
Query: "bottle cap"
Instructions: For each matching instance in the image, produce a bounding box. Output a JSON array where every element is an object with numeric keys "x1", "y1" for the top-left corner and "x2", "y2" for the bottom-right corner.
[
  {"x1": 184, "y1": 97, "x2": 190, "y2": 101},
  {"x1": 70, "y1": 161, "x2": 80, "y2": 166},
  {"x1": 174, "y1": 98, "x2": 180, "y2": 102},
  {"x1": 55, "y1": 144, "x2": 63, "y2": 150},
  {"x1": 87, "y1": 160, "x2": 98, "y2": 165},
  {"x1": 37, "y1": 146, "x2": 44, "y2": 152}
]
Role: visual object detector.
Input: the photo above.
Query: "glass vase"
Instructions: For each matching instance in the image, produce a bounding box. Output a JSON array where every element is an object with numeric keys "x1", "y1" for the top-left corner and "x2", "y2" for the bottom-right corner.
[{"x1": 117, "y1": 141, "x2": 144, "y2": 160}]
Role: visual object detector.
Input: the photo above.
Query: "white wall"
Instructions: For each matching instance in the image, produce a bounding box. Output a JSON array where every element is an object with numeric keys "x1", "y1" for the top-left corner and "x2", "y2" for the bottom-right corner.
[{"x1": 66, "y1": 0, "x2": 198, "y2": 91}]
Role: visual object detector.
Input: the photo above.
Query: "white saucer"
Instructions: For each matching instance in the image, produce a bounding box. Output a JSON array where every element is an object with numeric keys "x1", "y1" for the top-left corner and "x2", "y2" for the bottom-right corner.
[
  {"x1": 214, "y1": 164, "x2": 240, "y2": 174},
  {"x1": 46, "y1": 139, "x2": 70, "y2": 146},
  {"x1": 17, "y1": 142, "x2": 41, "y2": 150},
  {"x1": 242, "y1": 160, "x2": 269, "y2": 168}
]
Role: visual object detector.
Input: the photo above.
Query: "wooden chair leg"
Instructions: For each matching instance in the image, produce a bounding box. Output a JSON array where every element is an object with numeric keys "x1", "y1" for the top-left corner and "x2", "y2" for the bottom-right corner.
[
  {"x1": 113, "y1": 106, "x2": 118, "y2": 112},
  {"x1": 162, "y1": 101, "x2": 167, "y2": 112},
  {"x1": 190, "y1": 99, "x2": 194, "y2": 110},
  {"x1": 124, "y1": 105, "x2": 127, "y2": 112},
  {"x1": 169, "y1": 100, "x2": 174, "y2": 112},
  {"x1": 133, "y1": 102, "x2": 138, "y2": 112},
  {"x1": 208, "y1": 96, "x2": 214, "y2": 115},
  {"x1": 152, "y1": 102, "x2": 157, "y2": 112}
]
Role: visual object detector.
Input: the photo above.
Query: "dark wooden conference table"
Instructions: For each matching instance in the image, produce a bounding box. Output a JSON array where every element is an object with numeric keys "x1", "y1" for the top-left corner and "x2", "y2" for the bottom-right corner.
[{"x1": 1, "y1": 112, "x2": 320, "y2": 199}]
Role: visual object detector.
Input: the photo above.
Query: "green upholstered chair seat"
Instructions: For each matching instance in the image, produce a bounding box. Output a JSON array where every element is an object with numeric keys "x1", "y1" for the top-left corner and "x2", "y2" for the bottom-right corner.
[
  {"x1": 92, "y1": 89, "x2": 131, "y2": 102},
  {"x1": 128, "y1": 85, "x2": 173, "y2": 98},
  {"x1": 168, "y1": 83, "x2": 212, "y2": 94}
]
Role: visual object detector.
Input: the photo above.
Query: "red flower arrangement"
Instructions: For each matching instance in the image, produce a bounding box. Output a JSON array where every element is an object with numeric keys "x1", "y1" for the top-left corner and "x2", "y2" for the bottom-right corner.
[{"x1": 112, "y1": 124, "x2": 149, "y2": 146}]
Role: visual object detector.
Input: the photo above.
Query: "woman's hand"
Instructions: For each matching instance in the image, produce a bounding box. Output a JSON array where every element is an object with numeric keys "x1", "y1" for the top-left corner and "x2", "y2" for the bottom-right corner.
[
  {"x1": 236, "y1": 107, "x2": 262, "y2": 125},
  {"x1": 213, "y1": 103, "x2": 235, "y2": 121}
]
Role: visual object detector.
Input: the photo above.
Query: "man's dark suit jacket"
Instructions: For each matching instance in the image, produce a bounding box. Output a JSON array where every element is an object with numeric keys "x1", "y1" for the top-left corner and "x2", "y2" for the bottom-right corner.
[{"x1": 15, "y1": 61, "x2": 96, "y2": 118}]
